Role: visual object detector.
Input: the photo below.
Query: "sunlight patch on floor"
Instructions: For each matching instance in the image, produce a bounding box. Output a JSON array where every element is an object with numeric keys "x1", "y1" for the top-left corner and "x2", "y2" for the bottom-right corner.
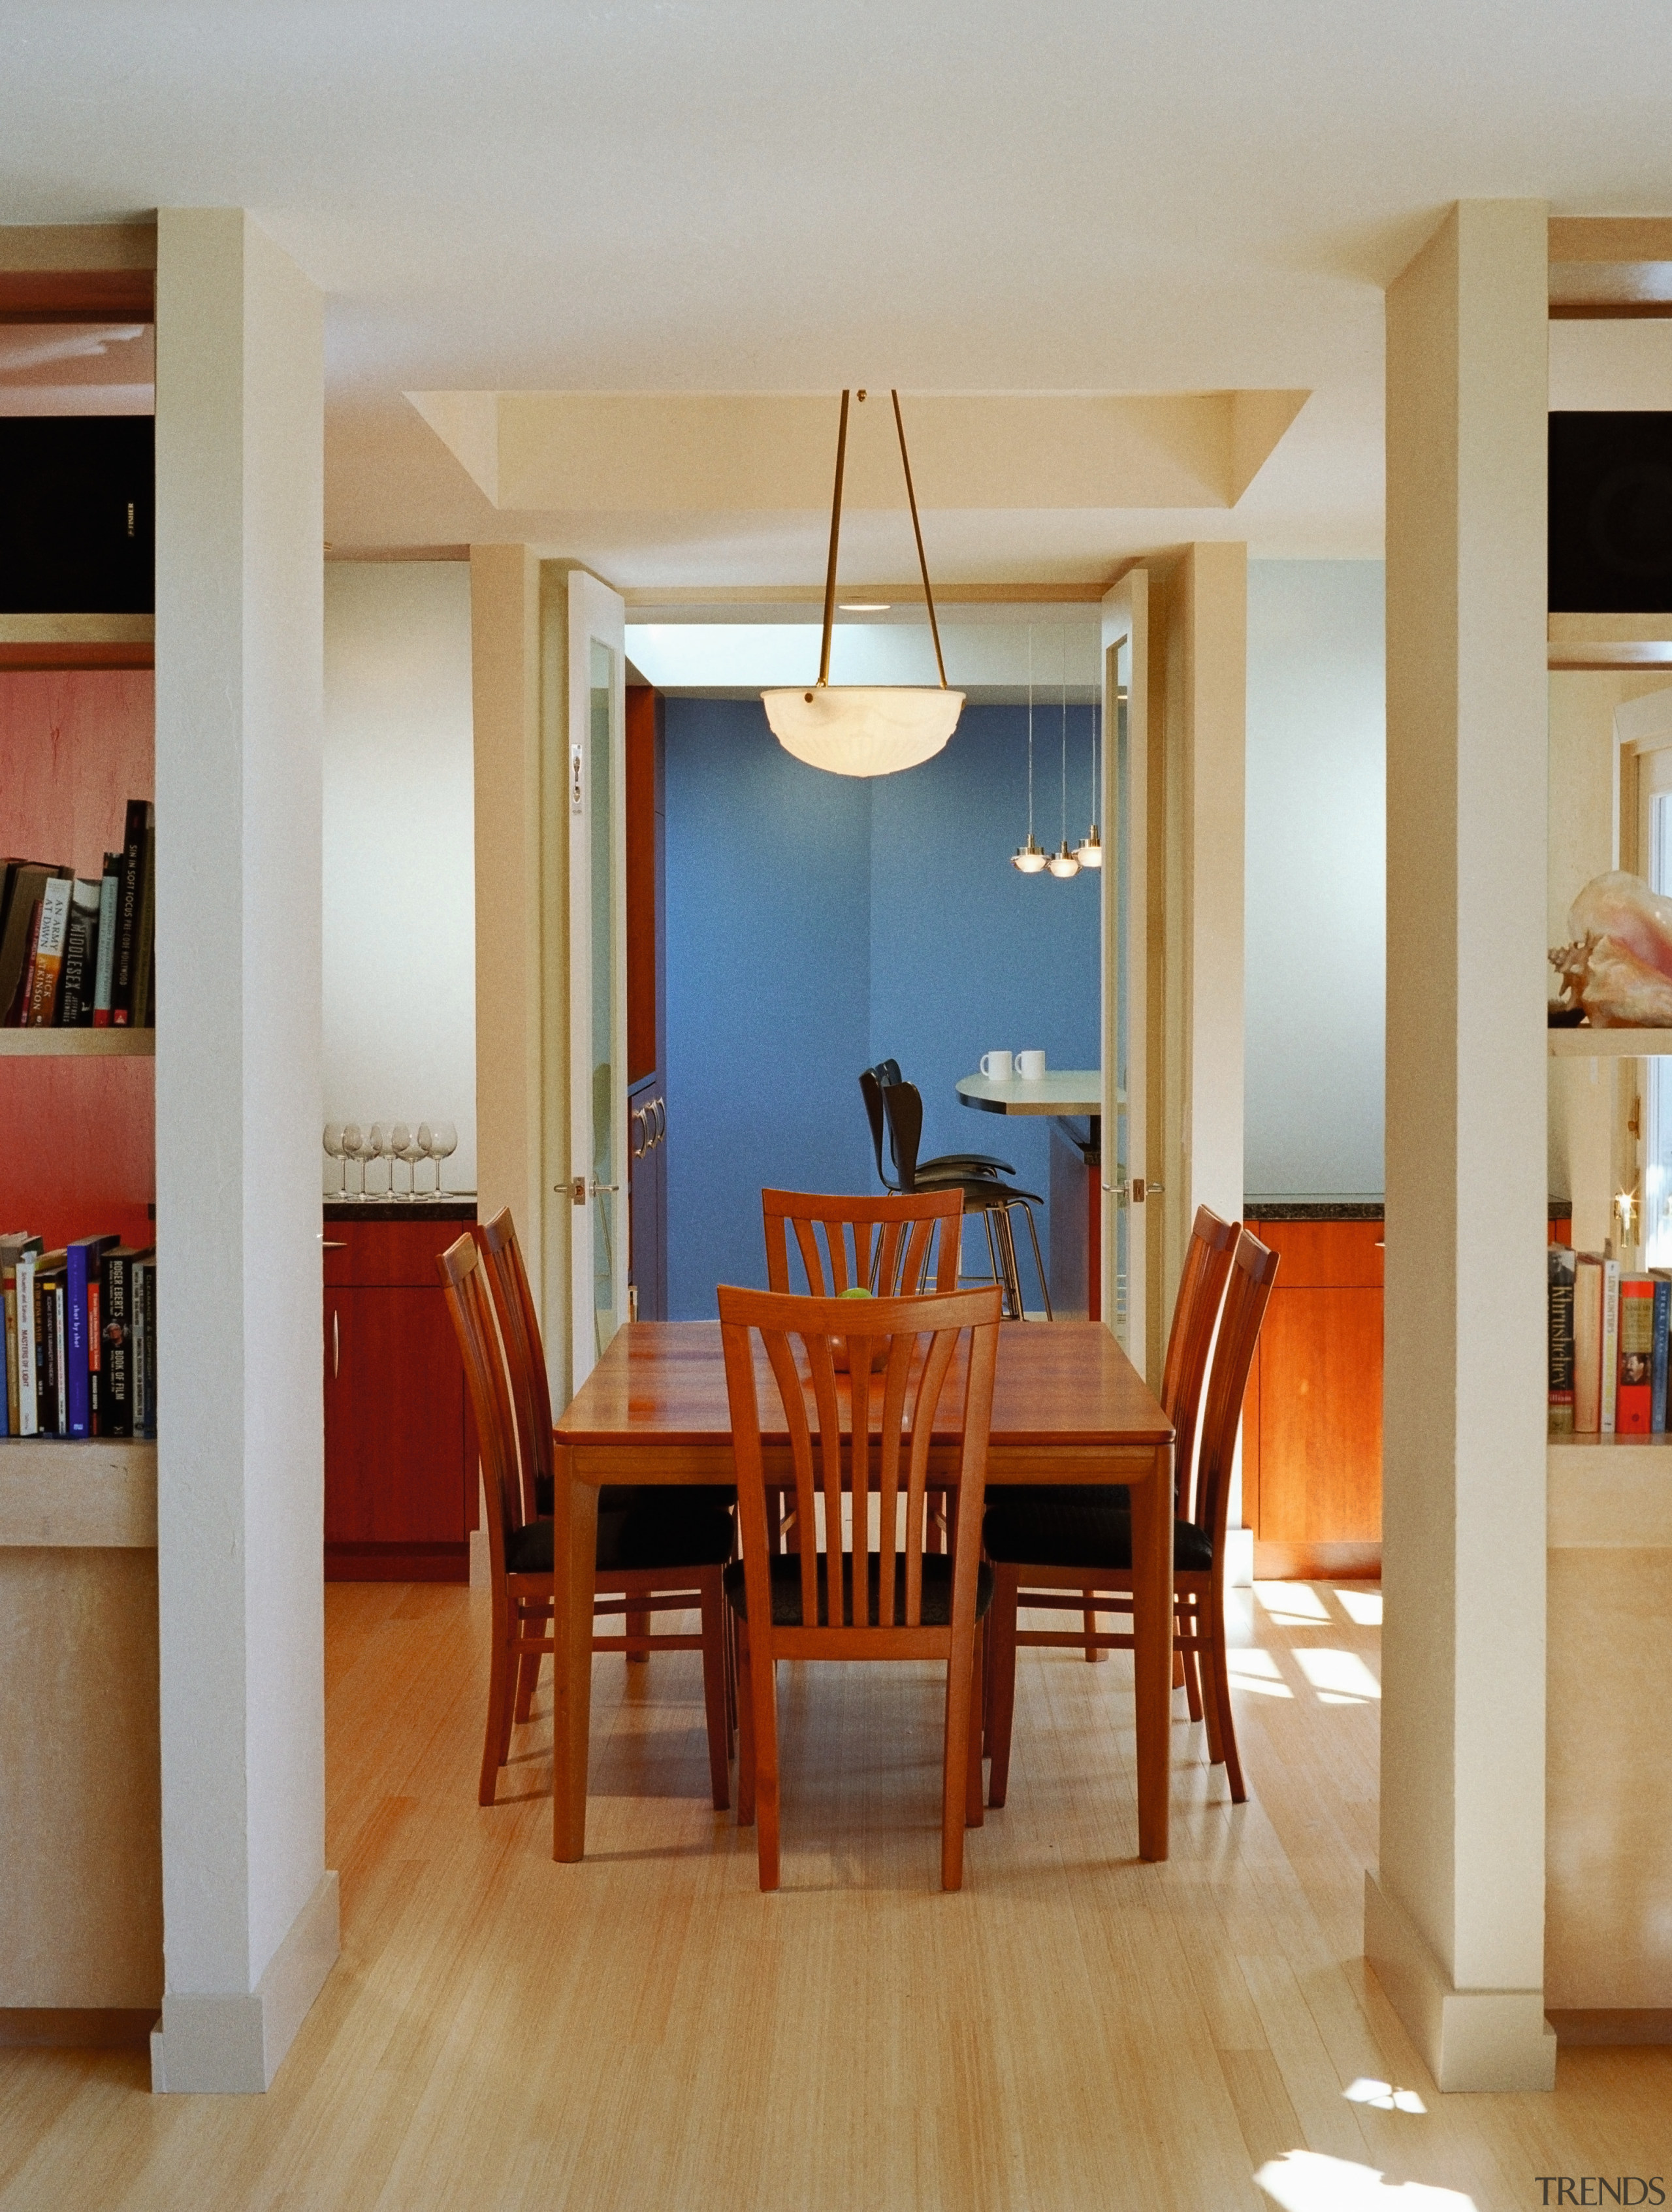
[
  {"x1": 1344, "y1": 2077, "x2": 1426, "y2": 2114},
  {"x1": 1292, "y1": 1648, "x2": 1381, "y2": 1701},
  {"x1": 1335, "y1": 1586, "x2": 1383, "y2": 1626},
  {"x1": 1257, "y1": 2149, "x2": 1475, "y2": 2209},
  {"x1": 1255, "y1": 1580, "x2": 1332, "y2": 1624},
  {"x1": 1226, "y1": 1647, "x2": 1294, "y2": 1697}
]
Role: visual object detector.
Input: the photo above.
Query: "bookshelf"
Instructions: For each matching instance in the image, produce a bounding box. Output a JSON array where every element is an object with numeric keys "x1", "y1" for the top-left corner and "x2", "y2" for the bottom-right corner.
[
  {"x1": 0, "y1": 1438, "x2": 157, "y2": 1543},
  {"x1": 1549, "y1": 1027, "x2": 1672, "y2": 1056},
  {"x1": 0, "y1": 1028, "x2": 154, "y2": 1057}
]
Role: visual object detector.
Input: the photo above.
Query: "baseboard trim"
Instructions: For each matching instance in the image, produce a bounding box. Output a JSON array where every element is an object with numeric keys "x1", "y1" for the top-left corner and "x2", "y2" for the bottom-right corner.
[
  {"x1": 1364, "y1": 1870, "x2": 1556, "y2": 2091},
  {"x1": 325, "y1": 1542, "x2": 468, "y2": 1583},
  {"x1": 1255, "y1": 1541, "x2": 1382, "y2": 1580},
  {"x1": 0, "y1": 2008, "x2": 157, "y2": 2049},
  {"x1": 1548, "y1": 2009, "x2": 1672, "y2": 2045},
  {"x1": 150, "y1": 1868, "x2": 339, "y2": 2093}
]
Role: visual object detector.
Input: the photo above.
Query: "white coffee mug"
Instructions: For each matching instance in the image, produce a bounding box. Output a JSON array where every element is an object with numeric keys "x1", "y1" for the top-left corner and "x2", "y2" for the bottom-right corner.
[
  {"x1": 980, "y1": 1050, "x2": 1013, "y2": 1081},
  {"x1": 1016, "y1": 1050, "x2": 1047, "y2": 1081}
]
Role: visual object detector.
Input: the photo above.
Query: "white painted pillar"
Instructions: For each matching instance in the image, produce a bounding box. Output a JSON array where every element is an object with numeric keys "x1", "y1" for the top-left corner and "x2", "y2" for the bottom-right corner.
[
  {"x1": 1366, "y1": 200, "x2": 1555, "y2": 2092},
  {"x1": 152, "y1": 209, "x2": 337, "y2": 2092}
]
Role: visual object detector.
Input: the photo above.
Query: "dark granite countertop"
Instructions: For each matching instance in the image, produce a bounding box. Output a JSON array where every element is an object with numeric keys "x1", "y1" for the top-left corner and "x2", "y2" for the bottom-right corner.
[
  {"x1": 324, "y1": 1197, "x2": 478, "y2": 1223},
  {"x1": 1244, "y1": 1197, "x2": 1571, "y2": 1222}
]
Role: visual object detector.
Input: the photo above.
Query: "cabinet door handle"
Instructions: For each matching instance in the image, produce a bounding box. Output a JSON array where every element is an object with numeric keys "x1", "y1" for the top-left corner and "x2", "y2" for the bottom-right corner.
[
  {"x1": 332, "y1": 1309, "x2": 340, "y2": 1379},
  {"x1": 322, "y1": 1240, "x2": 348, "y2": 1251}
]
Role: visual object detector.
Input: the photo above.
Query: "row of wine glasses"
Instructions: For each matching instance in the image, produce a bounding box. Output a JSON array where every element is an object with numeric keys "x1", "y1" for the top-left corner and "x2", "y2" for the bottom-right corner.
[{"x1": 323, "y1": 1121, "x2": 458, "y2": 1198}]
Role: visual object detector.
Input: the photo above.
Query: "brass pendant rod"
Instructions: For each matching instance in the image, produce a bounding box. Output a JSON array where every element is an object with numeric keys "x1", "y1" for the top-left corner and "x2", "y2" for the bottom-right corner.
[
  {"x1": 817, "y1": 389, "x2": 851, "y2": 688},
  {"x1": 891, "y1": 389, "x2": 948, "y2": 690}
]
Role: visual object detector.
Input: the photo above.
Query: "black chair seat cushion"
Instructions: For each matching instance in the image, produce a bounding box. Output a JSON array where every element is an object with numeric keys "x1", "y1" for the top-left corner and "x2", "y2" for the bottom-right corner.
[
  {"x1": 983, "y1": 1495, "x2": 1215, "y2": 1576},
  {"x1": 987, "y1": 1483, "x2": 1129, "y2": 1513},
  {"x1": 534, "y1": 1476, "x2": 735, "y2": 1516},
  {"x1": 724, "y1": 1551, "x2": 995, "y2": 1627},
  {"x1": 507, "y1": 1498, "x2": 735, "y2": 1577}
]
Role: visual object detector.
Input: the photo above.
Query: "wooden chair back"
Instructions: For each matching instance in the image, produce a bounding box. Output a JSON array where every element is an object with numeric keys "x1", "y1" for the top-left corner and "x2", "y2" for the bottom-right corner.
[
  {"x1": 437, "y1": 1232, "x2": 528, "y2": 1588},
  {"x1": 477, "y1": 1206, "x2": 553, "y2": 1518},
  {"x1": 762, "y1": 1186, "x2": 962, "y2": 1301},
  {"x1": 1161, "y1": 1205, "x2": 1238, "y2": 1518},
  {"x1": 717, "y1": 1282, "x2": 1002, "y2": 1637},
  {"x1": 1192, "y1": 1227, "x2": 1280, "y2": 1563}
]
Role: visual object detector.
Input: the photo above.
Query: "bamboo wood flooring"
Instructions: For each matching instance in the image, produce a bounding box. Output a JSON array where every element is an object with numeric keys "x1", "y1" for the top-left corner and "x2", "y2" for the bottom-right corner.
[{"x1": 1, "y1": 1565, "x2": 1667, "y2": 2211}]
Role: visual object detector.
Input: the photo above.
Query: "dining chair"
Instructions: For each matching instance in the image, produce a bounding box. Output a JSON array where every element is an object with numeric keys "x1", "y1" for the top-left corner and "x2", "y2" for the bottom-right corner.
[
  {"x1": 984, "y1": 1201, "x2": 1237, "y2": 1678},
  {"x1": 763, "y1": 1183, "x2": 963, "y2": 1298},
  {"x1": 716, "y1": 1279, "x2": 1003, "y2": 1891},
  {"x1": 762, "y1": 1185, "x2": 965, "y2": 1555},
  {"x1": 444, "y1": 1220, "x2": 736, "y2": 1810},
  {"x1": 881, "y1": 1078, "x2": 1052, "y2": 1320},
  {"x1": 982, "y1": 1224, "x2": 1279, "y2": 1806},
  {"x1": 860, "y1": 1061, "x2": 1013, "y2": 1193}
]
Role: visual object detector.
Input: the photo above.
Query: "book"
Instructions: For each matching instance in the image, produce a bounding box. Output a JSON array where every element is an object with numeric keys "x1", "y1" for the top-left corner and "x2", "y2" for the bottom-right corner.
[
  {"x1": 99, "y1": 1247, "x2": 137, "y2": 1438},
  {"x1": 1652, "y1": 1274, "x2": 1672, "y2": 1434},
  {"x1": 1617, "y1": 1274, "x2": 1655, "y2": 1434},
  {"x1": 1549, "y1": 1245, "x2": 1577, "y2": 1435},
  {"x1": 1601, "y1": 1257, "x2": 1621, "y2": 1434},
  {"x1": 23, "y1": 873, "x2": 73, "y2": 1026},
  {"x1": 0, "y1": 861, "x2": 68, "y2": 1025},
  {"x1": 58, "y1": 877, "x2": 102, "y2": 1026},
  {"x1": 0, "y1": 1234, "x2": 40, "y2": 1437},
  {"x1": 131, "y1": 807, "x2": 155, "y2": 1029},
  {"x1": 130, "y1": 1251, "x2": 156, "y2": 1439},
  {"x1": 52, "y1": 1268, "x2": 69, "y2": 1435},
  {"x1": 111, "y1": 799, "x2": 152, "y2": 1027},
  {"x1": 1573, "y1": 1252, "x2": 1605, "y2": 1433},
  {"x1": 16, "y1": 1247, "x2": 39, "y2": 1434},
  {"x1": 91, "y1": 854, "x2": 120, "y2": 1025},
  {"x1": 64, "y1": 1235, "x2": 118, "y2": 1438},
  {"x1": 32, "y1": 1252, "x2": 66, "y2": 1437}
]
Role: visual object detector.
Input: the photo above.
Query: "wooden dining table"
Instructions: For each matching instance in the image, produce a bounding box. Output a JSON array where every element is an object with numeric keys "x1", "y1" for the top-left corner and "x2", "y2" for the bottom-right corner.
[{"x1": 549, "y1": 1319, "x2": 1176, "y2": 1862}]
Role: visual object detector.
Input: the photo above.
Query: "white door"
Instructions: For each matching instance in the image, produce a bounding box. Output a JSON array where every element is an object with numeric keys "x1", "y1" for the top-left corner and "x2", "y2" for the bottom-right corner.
[
  {"x1": 566, "y1": 569, "x2": 629, "y2": 1390},
  {"x1": 1101, "y1": 569, "x2": 1149, "y2": 1374}
]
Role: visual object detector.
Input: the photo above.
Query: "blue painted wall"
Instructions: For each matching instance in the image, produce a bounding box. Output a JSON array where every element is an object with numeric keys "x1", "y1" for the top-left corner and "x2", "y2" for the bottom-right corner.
[{"x1": 664, "y1": 698, "x2": 1100, "y2": 1318}]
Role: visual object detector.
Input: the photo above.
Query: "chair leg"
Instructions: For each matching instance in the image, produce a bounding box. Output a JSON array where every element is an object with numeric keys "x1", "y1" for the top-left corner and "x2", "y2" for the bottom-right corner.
[
  {"x1": 1205, "y1": 1588, "x2": 1247, "y2": 1803},
  {"x1": 735, "y1": 1618, "x2": 756, "y2": 1827},
  {"x1": 1181, "y1": 1620, "x2": 1204, "y2": 1722},
  {"x1": 625, "y1": 1607, "x2": 649, "y2": 1664},
  {"x1": 479, "y1": 1590, "x2": 516, "y2": 1807},
  {"x1": 698, "y1": 1573, "x2": 732, "y2": 1812},
  {"x1": 964, "y1": 1618, "x2": 986, "y2": 1831},
  {"x1": 514, "y1": 1599, "x2": 549, "y2": 1720},
  {"x1": 747, "y1": 1623, "x2": 781, "y2": 1889},
  {"x1": 1084, "y1": 1598, "x2": 1107, "y2": 1662},
  {"x1": 986, "y1": 1565, "x2": 1021, "y2": 1808},
  {"x1": 941, "y1": 1623, "x2": 973, "y2": 1890},
  {"x1": 1014, "y1": 1197, "x2": 1053, "y2": 1321},
  {"x1": 992, "y1": 1206, "x2": 1025, "y2": 1321}
]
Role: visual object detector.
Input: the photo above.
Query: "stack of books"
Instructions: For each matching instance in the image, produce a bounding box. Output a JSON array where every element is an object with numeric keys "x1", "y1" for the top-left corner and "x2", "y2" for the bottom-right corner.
[
  {"x1": 0, "y1": 1233, "x2": 157, "y2": 1439},
  {"x1": 1549, "y1": 1245, "x2": 1672, "y2": 1435},
  {"x1": 0, "y1": 799, "x2": 156, "y2": 1028}
]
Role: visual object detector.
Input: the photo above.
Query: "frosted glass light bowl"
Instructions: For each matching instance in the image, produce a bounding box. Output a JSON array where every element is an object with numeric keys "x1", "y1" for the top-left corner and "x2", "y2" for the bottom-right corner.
[{"x1": 762, "y1": 684, "x2": 965, "y2": 778}]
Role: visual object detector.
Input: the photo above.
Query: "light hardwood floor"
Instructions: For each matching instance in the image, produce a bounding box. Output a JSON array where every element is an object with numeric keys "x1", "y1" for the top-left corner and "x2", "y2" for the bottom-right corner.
[{"x1": 1, "y1": 1571, "x2": 1667, "y2": 2211}]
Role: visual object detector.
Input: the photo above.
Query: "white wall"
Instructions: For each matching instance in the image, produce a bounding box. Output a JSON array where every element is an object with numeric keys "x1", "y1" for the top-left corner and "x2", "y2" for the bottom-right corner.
[
  {"x1": 1244, "y1": 560, "x2": 1386, "y2": 1198},
  {"x1": 323, "y1": 563, "x2": 476, "y2": 1194}
]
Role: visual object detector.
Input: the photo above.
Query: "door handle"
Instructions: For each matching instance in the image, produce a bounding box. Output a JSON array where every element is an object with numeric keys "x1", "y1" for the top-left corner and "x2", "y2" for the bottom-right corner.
[
  {"x1": 332, "y1": 1309, "x2": 339, "y2": 1379},
  {"x1": 321, "y1": 1239, "x2": 348, "y2": 1251}
]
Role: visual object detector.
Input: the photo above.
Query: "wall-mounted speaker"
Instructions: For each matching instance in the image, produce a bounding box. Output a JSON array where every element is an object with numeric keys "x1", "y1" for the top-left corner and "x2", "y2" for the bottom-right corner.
[
  {"x1": 1550, "y1": 411, "x2": 1672, "y2": 613},
  {"x1": 0, "y1": 416, "x2": 154, "y2": 614}
]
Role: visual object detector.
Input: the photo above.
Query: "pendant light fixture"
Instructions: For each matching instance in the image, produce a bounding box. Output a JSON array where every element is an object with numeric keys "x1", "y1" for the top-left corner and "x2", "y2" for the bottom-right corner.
[
  {"x1": 1012, "y1": 624, "x2": 1047, "y2": 871},
  {"x1": 1046, "y1": 624, "x2": 1081, "y2": 877},
  {"x1": 1076, "y1": 681, "x2": 1103, "y2": 869},
  {"x1": 762, "y1": 390, "x2": 965, "y2": 777}
]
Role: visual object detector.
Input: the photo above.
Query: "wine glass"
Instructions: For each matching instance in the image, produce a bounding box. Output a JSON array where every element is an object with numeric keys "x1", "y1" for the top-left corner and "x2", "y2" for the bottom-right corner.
[
  {"x1": 430, "y1": 1121, "x2": 458, "y2": 1194},
  {"x1": 414, "y1": 1122, "x2": 435, "y2": 1196},
  {"x1": 340, "y1": 1123, "x2": 366, "y2": 1197},
  {"x1": 323, "y1": 1122, "x2": 346, "y2": 1196},
  {"x1": 367, "y1": 1123, "x2": 390, "y2": 1199},
  {"x1": 394, "y1": 1122, "x2": 423, "y2": 1198}
]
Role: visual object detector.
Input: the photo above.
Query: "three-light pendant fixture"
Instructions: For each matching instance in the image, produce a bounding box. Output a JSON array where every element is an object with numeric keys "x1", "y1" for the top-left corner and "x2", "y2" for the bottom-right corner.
[
  {"x1": 1012, "y1": 625, "x2": 1102, "y2": 878},
  {"x1": 762, "y1": 389, "x2": 964, "y2": 778}
]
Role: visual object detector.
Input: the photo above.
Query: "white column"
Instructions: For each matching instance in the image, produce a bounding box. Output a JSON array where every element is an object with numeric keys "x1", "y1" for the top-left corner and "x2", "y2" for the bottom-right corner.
[
  {"x1": 152, "y1": 209, "x2": 337, "y2": 2093},
  {"x1": 1366, "y1": 200, "x2": 1555, "y2": 2092}
]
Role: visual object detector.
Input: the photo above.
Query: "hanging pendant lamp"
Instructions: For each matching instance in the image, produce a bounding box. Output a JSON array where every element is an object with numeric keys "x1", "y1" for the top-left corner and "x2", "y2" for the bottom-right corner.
[
  {"x1": 1076, "y1": 682, "x2": 1103, "y2": 869},
  {"x1": 763, "y1": 390, "x2": 965, "y2": 777},
  {"x1": 1012, "y1": 624, "x2": 1047, "y2": 871},
  {"x1": 1046, "y1": 623, "x2": 1081, "y2": 877}
]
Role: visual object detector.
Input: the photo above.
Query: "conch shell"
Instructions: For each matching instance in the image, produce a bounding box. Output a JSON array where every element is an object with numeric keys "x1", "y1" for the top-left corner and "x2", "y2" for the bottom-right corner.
[{"x1": 1551, "y1": 871, "x2": 1672, "y2": 1027}]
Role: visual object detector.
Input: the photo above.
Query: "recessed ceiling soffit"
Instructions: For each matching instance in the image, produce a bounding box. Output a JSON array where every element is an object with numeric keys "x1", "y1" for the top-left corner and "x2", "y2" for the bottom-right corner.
[{"x1": 405, "y1": 389, "x2": 1310, "y2": 515}]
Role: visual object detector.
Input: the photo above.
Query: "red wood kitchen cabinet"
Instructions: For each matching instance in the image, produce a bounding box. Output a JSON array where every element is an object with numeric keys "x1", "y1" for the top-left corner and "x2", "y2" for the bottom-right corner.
[{"x1": 322, "y1": 1200, "x2": 478, "y2": 1582}]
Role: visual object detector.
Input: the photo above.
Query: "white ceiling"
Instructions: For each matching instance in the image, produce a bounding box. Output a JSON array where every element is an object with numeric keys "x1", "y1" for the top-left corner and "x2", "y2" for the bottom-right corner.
[{"x1": 5, "y1": 2, "x2": 1672, "y2": 582}]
